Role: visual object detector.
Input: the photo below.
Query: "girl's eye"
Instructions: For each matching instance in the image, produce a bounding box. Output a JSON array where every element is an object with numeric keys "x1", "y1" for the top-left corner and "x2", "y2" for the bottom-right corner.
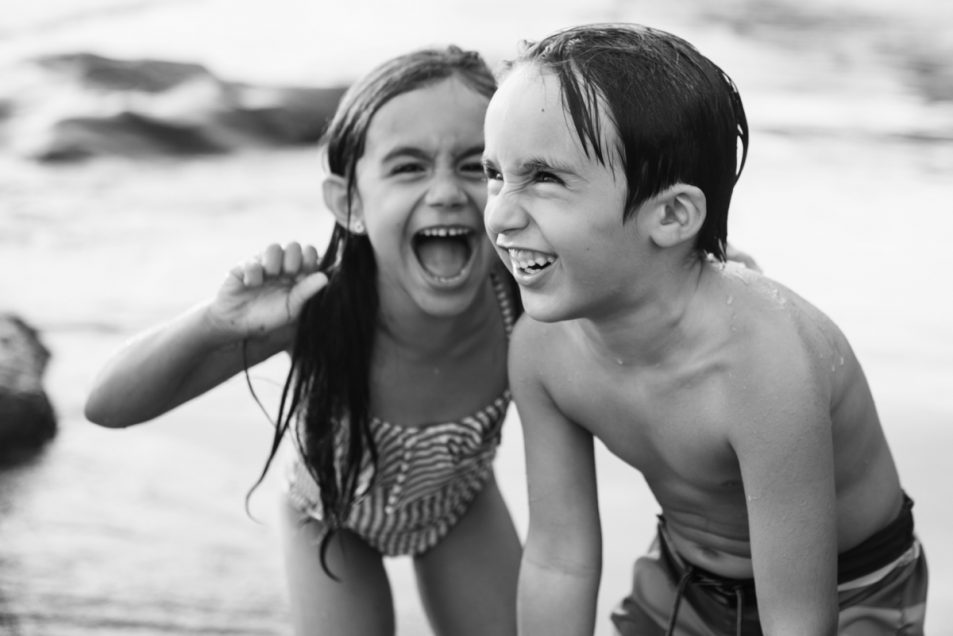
[
  {"x1": 460, "y1": 161, "x2": 485, "y2": 178},
  {"x1": 390, "y1": 163, "x2": 424, "y2": 176}
]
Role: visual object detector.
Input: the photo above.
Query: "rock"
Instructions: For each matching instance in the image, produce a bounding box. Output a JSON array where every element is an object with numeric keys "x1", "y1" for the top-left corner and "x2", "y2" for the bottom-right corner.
[
  {"x1": 34, "y1": 53, "x2": 216, "y2": 93},
  {"x1": 0, "y1": 52, "x2": 347, "y2": 161},
  {"x1": 0, "y1": 314, "x2": 56, "y2": 459}
]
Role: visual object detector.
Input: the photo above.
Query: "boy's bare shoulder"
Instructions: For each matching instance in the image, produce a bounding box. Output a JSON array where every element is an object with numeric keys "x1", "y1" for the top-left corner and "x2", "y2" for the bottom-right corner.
[
  {"x1": 715, "y1": 262, "x2": 842, "y2": 343},
  {"x1": 713, "y1": 262, "x2": 852, "y2": 397}
]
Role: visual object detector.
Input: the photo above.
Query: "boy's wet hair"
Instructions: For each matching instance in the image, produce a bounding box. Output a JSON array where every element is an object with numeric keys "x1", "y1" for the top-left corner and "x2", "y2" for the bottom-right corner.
[{"x1": 510, "y1": 23, "x2": 749, "y2": 260}]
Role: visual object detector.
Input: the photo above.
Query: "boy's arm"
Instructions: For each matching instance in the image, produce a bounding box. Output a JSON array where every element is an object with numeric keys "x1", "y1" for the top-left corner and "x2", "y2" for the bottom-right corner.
[
  {"x1": 511, "y1": 319, "x2": 602, "y2": 636},
  {"x1": 732, "y1": 348, "x2": 838, "y2": 635},
  {"x1": 85, "y1": 243, "x2": 326, "y2": 427}
]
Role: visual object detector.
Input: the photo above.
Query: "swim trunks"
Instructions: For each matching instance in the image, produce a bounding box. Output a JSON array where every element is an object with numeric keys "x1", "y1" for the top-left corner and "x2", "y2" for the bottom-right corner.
[
  {"x1": 611, "y1": 494, "x2": 928, "y2": 635},
  {"x1": 285, "y1": 271, "x2": 518, "y2": 556}
]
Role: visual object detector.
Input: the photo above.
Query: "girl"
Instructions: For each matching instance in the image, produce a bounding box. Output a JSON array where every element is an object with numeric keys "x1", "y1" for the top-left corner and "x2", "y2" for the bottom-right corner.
[{"x1": 85, "y1": 46, "x2": 521, "y2": 636}]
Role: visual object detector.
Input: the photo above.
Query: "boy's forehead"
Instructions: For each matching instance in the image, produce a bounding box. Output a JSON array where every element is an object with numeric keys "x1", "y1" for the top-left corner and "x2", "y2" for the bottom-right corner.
[
  {"x1": 488, "y1": 65, "x2": 561, "y2": 125},
  {"x1": 485, "y1": 64, "x2": 617, "y2": 171},
  {"x1": 486, "y1": 66, "x2": 576, "y2": 154}
]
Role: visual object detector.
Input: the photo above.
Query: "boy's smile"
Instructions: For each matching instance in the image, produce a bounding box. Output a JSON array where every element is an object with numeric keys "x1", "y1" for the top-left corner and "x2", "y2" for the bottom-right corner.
[{"x1": 483, "y1": 65, "x2": 637, "y2": 323}]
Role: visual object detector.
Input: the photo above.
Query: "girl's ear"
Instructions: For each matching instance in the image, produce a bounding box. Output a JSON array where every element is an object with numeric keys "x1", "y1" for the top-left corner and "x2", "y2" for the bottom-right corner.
[
  {"x1": 322, "y1": 174, "x2": 366, "y2": 235},
  {"x1": 645, "y1": 184, "x2": 706, "y2": 249}
]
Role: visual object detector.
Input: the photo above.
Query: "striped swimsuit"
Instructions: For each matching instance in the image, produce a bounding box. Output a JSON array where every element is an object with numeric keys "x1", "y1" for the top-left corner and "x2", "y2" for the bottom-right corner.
[{"x1": 285, "y1": 272, "x2": 517, "y2": 556}]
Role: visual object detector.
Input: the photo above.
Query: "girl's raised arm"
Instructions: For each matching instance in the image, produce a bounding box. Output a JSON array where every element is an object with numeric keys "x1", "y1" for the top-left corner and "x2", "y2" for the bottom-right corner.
[{"x1": 84, "y1": 243, "x2": 326, "y2": 428}]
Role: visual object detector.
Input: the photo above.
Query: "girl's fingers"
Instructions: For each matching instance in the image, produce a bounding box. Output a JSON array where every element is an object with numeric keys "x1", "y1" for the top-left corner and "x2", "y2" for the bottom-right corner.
[
  {"x1": 283, "y1": 242, "x2": 303, "y2": 275},
  {"x1": 289, "y1": 271, "x2": 328, "y2": 315},
  {"x1": 242, "y1": 261, "x2": 265, "y2": 287},
  {"x1": 301, "y1": 244, "x2": 319, "y2": 272},
  {"x1": 226, "y1": 263, "x2": 246, "y2": 285},
  {"x1": 261, "y1": 243, "x2": 283, "y2": 276},
  {"x1": 234, "y1": 243, "x2": 319, "y2": 290}
]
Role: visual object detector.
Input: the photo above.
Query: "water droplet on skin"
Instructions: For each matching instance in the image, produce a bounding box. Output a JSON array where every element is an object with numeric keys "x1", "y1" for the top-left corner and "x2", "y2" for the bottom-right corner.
[
  {"x1": 726, "y1": 295, "x2": 734, "y2": 305},
  {"x1": 839, "y1": 356, "x2": 845, "y2": 366}
]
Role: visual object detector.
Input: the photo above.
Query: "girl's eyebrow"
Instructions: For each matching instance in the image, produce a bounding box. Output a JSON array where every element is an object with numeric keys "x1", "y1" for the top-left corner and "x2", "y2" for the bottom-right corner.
[
  {"x1": 381, "y1": 146, "x2": 429, "y2": 163},
  {"x1": 381, "y1": 144, "x2": 485, "y2": 163},
  {"x1": 457, "y1": 144, "x2": 486, "y2": 160}
]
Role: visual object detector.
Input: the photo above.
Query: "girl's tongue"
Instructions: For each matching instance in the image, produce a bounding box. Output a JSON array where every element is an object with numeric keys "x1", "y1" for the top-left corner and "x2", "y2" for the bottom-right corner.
[{"x1": 414, "y1": 234, "x2": 472, "y2": 280}]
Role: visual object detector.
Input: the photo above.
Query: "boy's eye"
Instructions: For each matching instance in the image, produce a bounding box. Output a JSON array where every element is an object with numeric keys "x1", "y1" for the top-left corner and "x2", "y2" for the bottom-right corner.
[
  {"x1": 482, "y1": 165, "x2": 502, "y2": 181},
  {"x1": 534, "y1": 170, "x2": 562, "y2": 185}
]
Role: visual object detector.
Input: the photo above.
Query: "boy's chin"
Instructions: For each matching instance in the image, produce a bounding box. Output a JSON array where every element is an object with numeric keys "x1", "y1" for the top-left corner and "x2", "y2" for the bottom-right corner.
[{"x1": 519, "y1": 292, "x2": 579, "y2": 324}]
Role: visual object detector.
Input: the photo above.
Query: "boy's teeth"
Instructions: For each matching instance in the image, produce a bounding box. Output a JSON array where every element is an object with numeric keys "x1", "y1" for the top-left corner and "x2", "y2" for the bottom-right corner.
[{"x1": 507, "y1": 248, "x2": 556, "y2": 272}]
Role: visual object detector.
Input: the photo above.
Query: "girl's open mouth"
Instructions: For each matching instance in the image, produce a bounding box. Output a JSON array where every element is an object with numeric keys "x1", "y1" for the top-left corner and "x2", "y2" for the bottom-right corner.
[{"x1": 412, "y1": 225, "x2": 477, "y2": 283}]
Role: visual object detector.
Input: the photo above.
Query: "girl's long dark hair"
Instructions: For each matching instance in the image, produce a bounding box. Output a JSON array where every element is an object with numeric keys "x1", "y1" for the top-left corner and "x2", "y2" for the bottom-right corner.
[{"x1": 250, "y1": 45, "x2": 498, "y2": 576}]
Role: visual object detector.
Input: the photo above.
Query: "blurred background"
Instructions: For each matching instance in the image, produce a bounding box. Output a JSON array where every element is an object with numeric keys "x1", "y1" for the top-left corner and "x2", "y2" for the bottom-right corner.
[{"x1": 1, "y1": 0, "x2": 951, "y2": 634}]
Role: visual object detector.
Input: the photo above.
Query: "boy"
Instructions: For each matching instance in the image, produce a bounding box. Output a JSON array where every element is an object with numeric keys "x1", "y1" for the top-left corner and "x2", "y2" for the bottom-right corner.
[{"x1": 482, "y1": 23, "x2": 927, "y2": 635}]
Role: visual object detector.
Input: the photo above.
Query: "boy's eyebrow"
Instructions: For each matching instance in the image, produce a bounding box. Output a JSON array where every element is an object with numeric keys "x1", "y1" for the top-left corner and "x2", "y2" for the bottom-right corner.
[
  {"x1": 522, "y1": 156, "x2": 575, "y2": 173},
  {"x1": 484, "y1": 155, "x2": 577, "y2": 175},
  {"x1": 481, "y1": 155, "x2": 581, "y2": 178}
]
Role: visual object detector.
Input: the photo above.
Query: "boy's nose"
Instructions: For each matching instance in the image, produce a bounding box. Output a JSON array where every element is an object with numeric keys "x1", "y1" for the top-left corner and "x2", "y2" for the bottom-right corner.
[
  {"x1": 484, "y1": 189, "x2": 527, "y2": 236},
  {"x1": 425, "y1": 173, "x2": 467, "y2": 208}
]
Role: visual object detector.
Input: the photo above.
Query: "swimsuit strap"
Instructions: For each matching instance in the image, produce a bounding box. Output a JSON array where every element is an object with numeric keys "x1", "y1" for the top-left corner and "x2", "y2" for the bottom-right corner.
[
  {"x1": 490, "y1": 269, "x2": 518, "y2": 337},
  {"x1": 658, "y1": 517, "x2": 754, "y2": 636},
  {"x1": 663, "y1": 563, "x2": 746, "y2": 636},
  {"x1": 665, "y1": 563, "x2": 695, "y2": 636}
]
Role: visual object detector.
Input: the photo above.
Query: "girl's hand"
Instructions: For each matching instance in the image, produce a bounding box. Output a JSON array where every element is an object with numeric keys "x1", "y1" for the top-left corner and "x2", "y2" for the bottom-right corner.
[
  {"x1": 207, "y1": 242, "x2": 328, "y2": 338},
  {"x1": 726, "y1": 243, "x2": 762, "y2": 272}
]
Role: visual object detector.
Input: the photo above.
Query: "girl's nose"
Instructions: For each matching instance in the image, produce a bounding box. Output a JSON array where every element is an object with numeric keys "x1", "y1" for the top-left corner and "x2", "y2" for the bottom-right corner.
[{"x1": 425, "y1": 172, "x2": 467, "y2": 208}]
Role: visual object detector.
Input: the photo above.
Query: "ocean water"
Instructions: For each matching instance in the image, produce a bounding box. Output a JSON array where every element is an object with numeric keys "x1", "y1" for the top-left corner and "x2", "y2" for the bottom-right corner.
[{"x1": 2, "y1": 1, "x2": 952, "y2": 634}]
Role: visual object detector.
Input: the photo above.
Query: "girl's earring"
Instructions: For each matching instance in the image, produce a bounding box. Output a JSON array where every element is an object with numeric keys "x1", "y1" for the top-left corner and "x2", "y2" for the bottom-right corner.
[{"x1": 351, "y1": 220, "x2": 365, "y2": 235}]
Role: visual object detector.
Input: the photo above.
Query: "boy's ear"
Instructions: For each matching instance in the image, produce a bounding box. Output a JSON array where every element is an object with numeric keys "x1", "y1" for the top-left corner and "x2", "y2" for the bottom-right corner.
[
  {"x1": 322, "y1": 174, "x2": 365, "y2": 234},
  {"x1": 645, "y1": 184, "x2": 706, "y2": 249}
]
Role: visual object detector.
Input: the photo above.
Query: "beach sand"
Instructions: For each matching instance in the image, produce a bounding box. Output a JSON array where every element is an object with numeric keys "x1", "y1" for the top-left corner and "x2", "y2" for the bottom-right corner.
[{"x1": 2, "y1": 1, "x2": 952, "y2": 633}]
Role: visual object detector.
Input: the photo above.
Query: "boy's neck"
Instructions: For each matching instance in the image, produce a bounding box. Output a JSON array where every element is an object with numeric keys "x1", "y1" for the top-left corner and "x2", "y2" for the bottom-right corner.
[{"x1": 577, "y1": 256, "x2": 708, "y2": 368}]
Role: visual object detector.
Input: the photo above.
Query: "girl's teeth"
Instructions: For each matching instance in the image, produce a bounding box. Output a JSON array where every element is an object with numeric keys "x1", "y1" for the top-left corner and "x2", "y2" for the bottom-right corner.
[{"x1": 420, "y1": 226, "x2": 469, "y2": 237}]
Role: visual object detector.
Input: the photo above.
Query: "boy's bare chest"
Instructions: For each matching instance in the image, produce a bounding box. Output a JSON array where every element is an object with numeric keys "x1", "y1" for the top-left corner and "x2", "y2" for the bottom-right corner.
[{"x1": 553, "y1": 359, "x2": 741, "y2": 485}]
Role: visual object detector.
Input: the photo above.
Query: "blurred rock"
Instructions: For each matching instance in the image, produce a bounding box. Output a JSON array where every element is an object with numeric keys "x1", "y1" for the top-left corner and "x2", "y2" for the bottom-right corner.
[
  {"x1": 0, "y1": 52, "x2": 347, "y2": 161},
  {"x1": 0, "y1": 314, "x2": 56, "y2": 459}
]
